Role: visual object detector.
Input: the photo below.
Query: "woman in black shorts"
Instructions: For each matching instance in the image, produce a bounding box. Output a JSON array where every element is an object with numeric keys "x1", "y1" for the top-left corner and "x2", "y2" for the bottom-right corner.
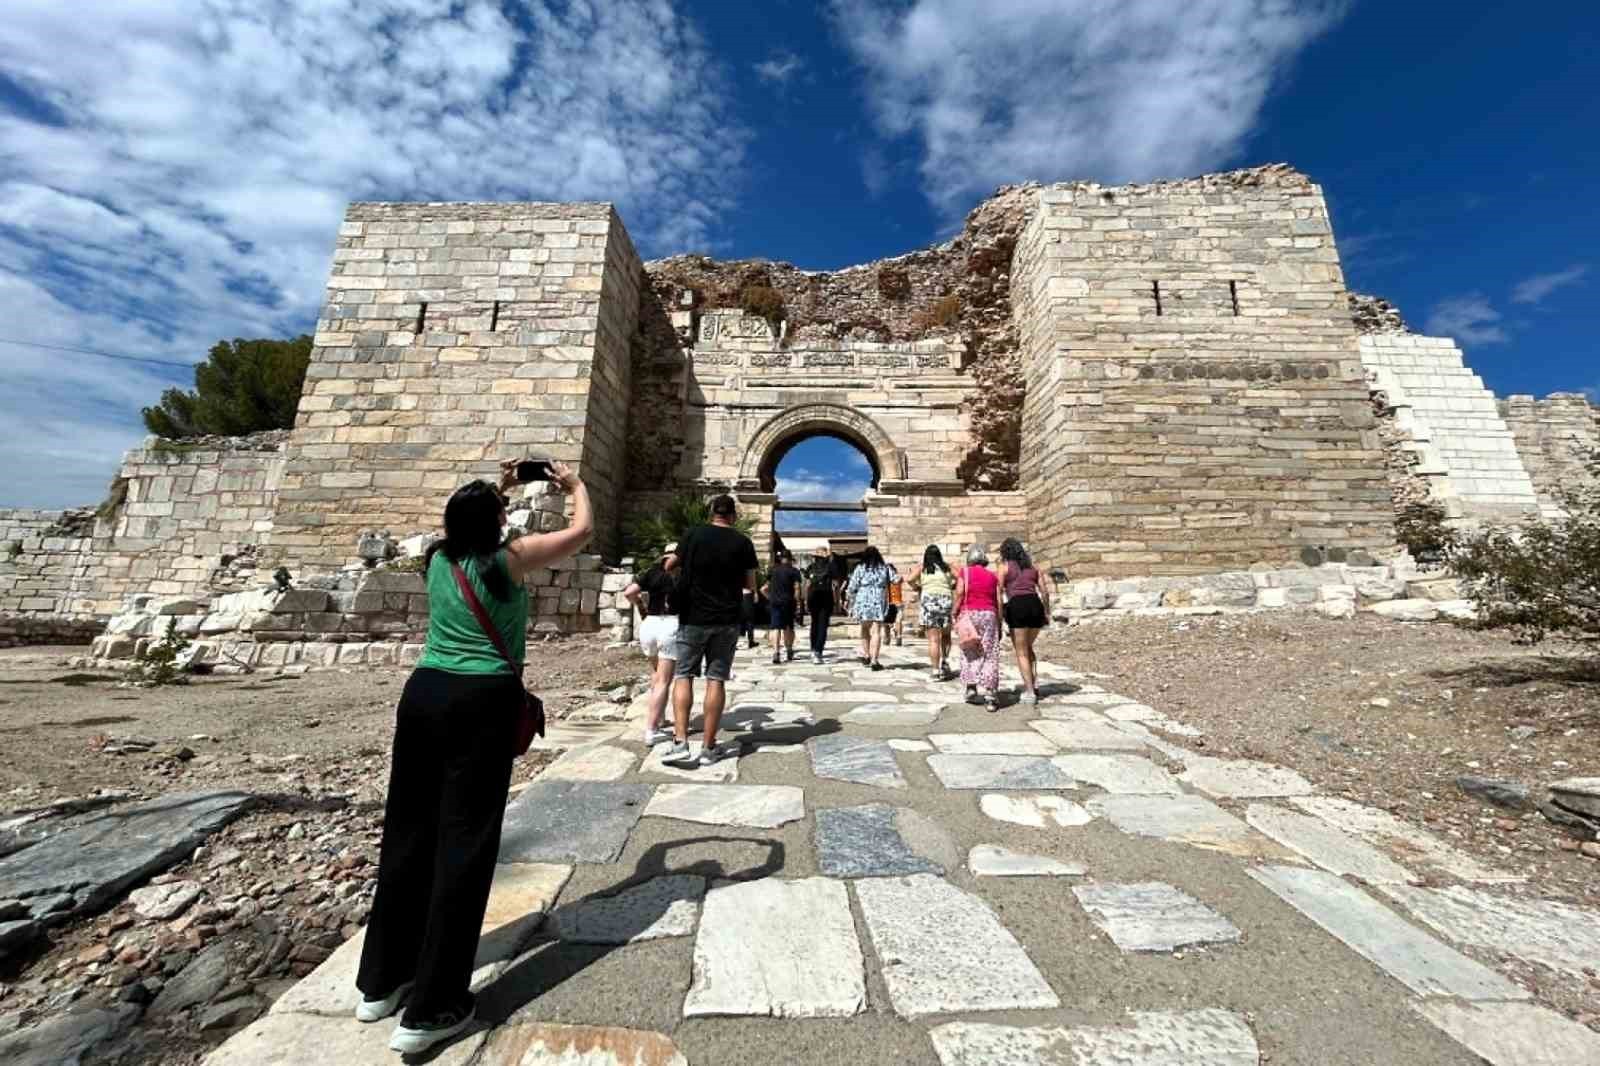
[{"x1": 997, "y1": 538, "x2": 1053, "y2": 705}]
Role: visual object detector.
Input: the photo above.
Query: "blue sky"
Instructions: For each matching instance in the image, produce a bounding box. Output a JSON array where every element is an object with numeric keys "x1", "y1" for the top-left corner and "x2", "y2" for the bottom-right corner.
[{"x1": 0, "y1": 1, "x2": 1594, "y2": 509}]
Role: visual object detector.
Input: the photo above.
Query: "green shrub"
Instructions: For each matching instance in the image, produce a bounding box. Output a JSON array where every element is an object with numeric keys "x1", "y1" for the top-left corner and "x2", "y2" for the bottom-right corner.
[
  {"x1": 128, "y1": 619, "x2": 193, "y2": 686},
  {"x1": 623, "y1": 494, "x2": 757, "y2": 562},
  {"x1": 740, "y1": 285, "x2": 786, "y2": 323},
  {"x1": 1395, "y1": 500, "x2": 1451, "y2": 562}
]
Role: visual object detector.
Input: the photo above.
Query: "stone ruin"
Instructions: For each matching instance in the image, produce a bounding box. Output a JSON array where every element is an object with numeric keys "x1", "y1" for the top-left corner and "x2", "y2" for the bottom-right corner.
[{"x1": 1, "y1": 163, "x2": 1595, "y2": 662}]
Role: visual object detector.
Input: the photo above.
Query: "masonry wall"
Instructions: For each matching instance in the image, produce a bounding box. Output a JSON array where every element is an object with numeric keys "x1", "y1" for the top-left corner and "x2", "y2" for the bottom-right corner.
[
  {"x1": 865, "y1": 491, "x2": 1030, "y2": 567},
  {"x1": 271, "y1": 202, "x2": 644, "y2": 570},
  {"x1": 1014, "y1": 165, "x2": 1395, "y2": 576},
  {"x1": 0, "y1": 509, "x2": 102, "y2": 644},
  {"x1": 1500, "y1": 392, "x2": 1600, "y2": 516}
]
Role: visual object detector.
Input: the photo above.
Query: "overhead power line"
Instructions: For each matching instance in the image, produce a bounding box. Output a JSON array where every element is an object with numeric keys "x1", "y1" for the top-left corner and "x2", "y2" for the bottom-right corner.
[{"x1": 0, "y1": 338, "x2": 194, "y2": 369}]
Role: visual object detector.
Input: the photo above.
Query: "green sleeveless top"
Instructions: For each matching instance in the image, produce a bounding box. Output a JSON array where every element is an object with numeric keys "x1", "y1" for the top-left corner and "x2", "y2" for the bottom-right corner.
[{"x1": 415, "y1": 550, "x2": 528, "y2": 676}]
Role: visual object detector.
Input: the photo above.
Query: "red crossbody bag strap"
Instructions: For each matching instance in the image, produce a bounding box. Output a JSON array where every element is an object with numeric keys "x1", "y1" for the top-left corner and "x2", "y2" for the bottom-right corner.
[{"x1": 450, "y1": 561, "x2": 520, "y2": 672}]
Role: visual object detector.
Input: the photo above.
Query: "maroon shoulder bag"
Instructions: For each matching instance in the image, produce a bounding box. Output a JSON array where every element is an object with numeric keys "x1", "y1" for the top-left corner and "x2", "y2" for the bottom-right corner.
[{"x1": 450, "y1": 561, "x2": 545, "y2": 755}]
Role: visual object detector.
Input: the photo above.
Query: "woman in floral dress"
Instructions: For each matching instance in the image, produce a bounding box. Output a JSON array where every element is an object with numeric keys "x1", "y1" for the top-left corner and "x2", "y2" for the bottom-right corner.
[{"x1": 844, "y1": 546, "x2": 891, "y2": 670}]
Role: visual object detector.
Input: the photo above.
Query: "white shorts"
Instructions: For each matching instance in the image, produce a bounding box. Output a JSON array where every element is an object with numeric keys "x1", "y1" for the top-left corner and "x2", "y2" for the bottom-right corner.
[{"x1": 638, "y1": 614, "x2": 680, "y2": 661}]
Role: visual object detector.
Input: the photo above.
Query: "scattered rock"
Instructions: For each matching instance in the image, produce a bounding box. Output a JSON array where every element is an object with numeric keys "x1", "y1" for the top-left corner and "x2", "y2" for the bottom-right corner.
[
  {"x1": 197, "y1": 995, "x2": 264, "y2": 1032},
  {"x1": 150, "y1": 941, "x2": 232, "y2": 1016},
  {"x1": 128, "y1": 880, "x2": 202, "y2": 920},
  {"x1": 1549, "y1": 778, "x2": 1600, "y2": 821},
  {"x1": 1455, "y1": 776, "x2": 1533, "y2": 813}
]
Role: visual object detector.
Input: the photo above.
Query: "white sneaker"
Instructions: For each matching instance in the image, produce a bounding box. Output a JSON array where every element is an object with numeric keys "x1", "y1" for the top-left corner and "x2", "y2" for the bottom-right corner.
[
  {"x1": 388, "y1": 1005, "x2": 475, "y2": 1054},
  {"x1": 354, "y1": 981, "x2": 412, "y2": 1023},
  {"x1": 643, "y1": 726, "x2": 673, "y2": 746},
  {"x1": 1021, "y1": 691, "x2": 1038, "y2": 706}
]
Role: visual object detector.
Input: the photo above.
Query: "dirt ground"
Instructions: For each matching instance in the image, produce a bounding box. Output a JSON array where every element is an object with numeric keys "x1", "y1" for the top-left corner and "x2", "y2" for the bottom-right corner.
[{"x1": 1037, "y1": 611, "x2": 1600, "y2": 908}]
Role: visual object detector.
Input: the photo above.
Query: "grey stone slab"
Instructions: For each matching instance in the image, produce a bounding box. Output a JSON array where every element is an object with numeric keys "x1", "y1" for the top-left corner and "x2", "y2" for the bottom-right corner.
[
  {"x1": 686, "y1": 877, "x2": 865, "y2": 1018},
  {"x1": 927, "y1": 754, "x2": 1076, "y2": 790},
  {"x1": 1549, "y1": 776, "x2": 1600, "y2": 819},
  {"x1": 723, "y1": 703, "x2": 815, "y2": 732},
  {"x1": 640, "y1": 740, "x2": 739, "y2": 782},
  {"x1": 1245, "y1": 804, "x2": 1414, "y2": 884},
  {"x1": 643, "y1": 784, "x2": 805, "y2": 828},
  {"x1": 855, "y1": 874, "x2": 1059, "y2": 1017},
  {"x1": 1052, "y1": 754, "x2": 1181, "y2": 795},
  {"x1": 1379, "y1": 883, "x2": 1600, "y2": 979},
  {"x1": 0, "y1": 1005, "x2": 140, "y2": 1066},
  {"x1": 1029, "y1": 717, "x2": 1149, "y2": 751},
  {"x1": 930, "y1": 1009, "x2": 1260, "y2": 1066},
  {"x1": 1178, "y1": 757, "x2": 1313, "y2": 798},
  {"x1": 815, "y1": 804, "x2": 943, "y2": 878},
  {"x1": 1090, "y1": 796, "x2": 1291, "y2": 860},
  {"x1": 809, "y1": 734, "x2": 906, "y2": 789},
  {"x1": 540, "y1": 744, "x2": 637, "y2": 782},
  {"x1": 555, "y1": 875, "x2": 704, "y2": 944},
  {"x1": 980, "y1": 794, "x2": 1093, "y2": 828},
  {"x1": 1247, "y1": 866, "x2": 1528, "y2": 1000},
  {"x1": 887, "y1": 738, "x2": 933, "y2": 752},
  {"x1": 967, "y1": 845, "x2": 1085, "y2": 877},
  {"x1": 840, "y1": 705, "x2": 942, "y2": 727},
  {"x1": 929, "y1": 731, "x2": 1057, "y2": 756},
  {"x1": 499, "y1": 780, "x2": 653, "y2": 864},
  {"x1": 1073, "y1": 882, "x2": 1241, "y2": 953},
  {"x1": 1414, "y1": 1001, "x2": 1600, "y2": 1066},
  {"x1": 1290, "y1": 796, "x2": 1521, "y2": 883},
  {"x1": 201, "y1": 1010, "x2": 484, "y2": 1066},
  {"x1": 808, "y1": 689, "x2": 901, "y2": 703},
  {"x1": 0, "y1": 791, "x2": 254, "y2": 924}
]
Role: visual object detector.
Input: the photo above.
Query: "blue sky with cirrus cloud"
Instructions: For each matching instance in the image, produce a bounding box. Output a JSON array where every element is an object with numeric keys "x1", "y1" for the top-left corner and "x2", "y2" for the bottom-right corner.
[{"x1": 1, "y1": 0, "x2": 1596, "y2": 508}]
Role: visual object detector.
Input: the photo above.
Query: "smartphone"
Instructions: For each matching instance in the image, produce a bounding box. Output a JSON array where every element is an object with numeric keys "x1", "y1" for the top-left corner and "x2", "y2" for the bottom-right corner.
[{"x1": 515, "y1": 458, "x2": 555, "y2": 484}]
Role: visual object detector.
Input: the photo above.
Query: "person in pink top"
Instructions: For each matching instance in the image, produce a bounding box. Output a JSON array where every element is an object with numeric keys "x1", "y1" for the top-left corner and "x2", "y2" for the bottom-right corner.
[
  {"x1": 998, "y1": 537, "x2": 1054, "y2": 704},
  {"x1": 953, "y1": 543, "x2": 1003, "y2": 710}
]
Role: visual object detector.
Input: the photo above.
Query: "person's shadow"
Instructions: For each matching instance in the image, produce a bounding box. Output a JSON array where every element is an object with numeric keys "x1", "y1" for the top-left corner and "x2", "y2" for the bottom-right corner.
[{"x1": 715, "y1": 704, "x2": 842, "y2": 751}]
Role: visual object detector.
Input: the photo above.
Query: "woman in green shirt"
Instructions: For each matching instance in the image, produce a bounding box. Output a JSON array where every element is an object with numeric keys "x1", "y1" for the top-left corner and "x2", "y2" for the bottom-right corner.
[{"x1": 356, "y1": 459, "x2": 591, "y2": 1056}]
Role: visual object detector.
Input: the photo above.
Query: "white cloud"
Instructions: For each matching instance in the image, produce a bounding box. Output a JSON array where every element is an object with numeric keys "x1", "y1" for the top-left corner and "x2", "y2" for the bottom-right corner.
[
  {"x1": 775, "y1": 475, "x2": 870, "y2": 503},
  {"x1": 1511, "y1": 264, "x2": 1589, "y2": 305},
  {"x1": 755, "y1": 51, "x2": 805, "y2": 84},
  {"x1": 1425, "y1": 294, "x2": 1509, "y2": 346},
  {"x1": 832, "y1": 0, "x2": 1348, "y2": 211},
  {"x1": 0, "y1": 0, "x2": 744, "y2": 506}
]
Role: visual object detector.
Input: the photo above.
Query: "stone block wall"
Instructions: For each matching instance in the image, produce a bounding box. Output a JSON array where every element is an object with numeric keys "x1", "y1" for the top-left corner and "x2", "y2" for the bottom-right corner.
[
  {"x1": 1500, "y1": 392, "x2": 1600, "y2": 517},
  {"x1": 0, "y1": 509, "x2": 102, "y2": 644},
  {"x1": 1015, "y1": 165, "x2": 1395, "y2": 576},
  {"x1": 865, "y1": 491, "x2": 1030, "y2": 567},
  {"x1": 270, "y1": 201, "x2": 643, "y2": 570},
  {"x1": 1360, "y1": 334, "x2": 1543, "y2": 521}
]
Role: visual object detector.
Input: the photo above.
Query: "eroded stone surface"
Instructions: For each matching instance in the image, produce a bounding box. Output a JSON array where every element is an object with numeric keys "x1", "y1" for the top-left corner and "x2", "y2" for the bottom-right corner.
[
  {"x1": 1380, "y1": 883, "x2": 1600, "y2": 978},
  {"x1": 1028, "y1": 718, "x2": 1148, "y2": 752},
  {"x1": 640, "y1": 741, "x2": 739, "y2": 783},
  {"x1": 540, "y1": 745, "x2": 637, "y2": 782},
  {"x1": 926, "y1": 754, "x2": 1076, "y2": 790},
  {"x1": 809, "y1": 735, "x2": 906, "y2": 789},
  {"x1": 929, "y1": 1009, "x2": 1260, "y2": 1066},
  {"x1": 1178, "y1": 757, "x2": 1313, "y2": 798},
  {"x1": 1090, "y1": 796, "x2": 1282, "y2": 858},
  {"x1": 203, "y1": 1011, "x2": 484, "y2": 1066},
  {"x1": 979, "y1": 794, "x2": 1093, "y2": 828},
  {"x1": 1051, "y1": 754, "x2": 1180, "y2": 795},
  {"x1": 1414, "y1": 1001, "x2": 1600, "y2": 1066},
  {"x1": 555, "y1": 875, "x2": 704, "y2": 944},
  {"x1": 478, "y1": 1023, "x2": 688, "y2": 1066},
  {"x1": 929, "y1": 731, "x2": 1057, "y2": 756},
  {"x1": 815, "y1": 805, "x2": 943, "y2": 878},
  {"x1": 854, "y1": 874, "x2": 1059, "y2": 1017},
  {"x1": 1246, "y1": 805, "x2": 1414, "y2": 884},
  {"x1": 841, "y1": 705, "x2": 942, "y2": 727},
  {"x1": 1072, "y1": 882, "x2": 1241, "y2": 953},
  {"x1": 129, "y1": 879, "x2": 202, "y2": 920},
  {"x1": 1247, "y1": 866, "x2": 1527, "y2": 1000},
  {"x1": 643, "y1": 784, "x2": 805, "y2": 828},
  {"x1": 1290, "y1": 796, "x2": 1520, "y2": 883},
  {"x1": 500, "y1": 781, "x2": 653, "y2": 864},
  {"x1": 0, "y1": 1006, "x2": 139, "y2": 1066},
  {"x1": 967, "y1": 845, "x2": 1085, "y2": 877},
  {"x1": 685, "y1": 877, "x2": 865, "y2": 1018}
]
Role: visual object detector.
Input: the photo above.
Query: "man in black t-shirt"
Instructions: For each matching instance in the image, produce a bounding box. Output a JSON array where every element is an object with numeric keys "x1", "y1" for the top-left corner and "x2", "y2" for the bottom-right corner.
[
  {"x1": 764, "y1": 550, "x2": 802, "y2": 665},
  {"x1": 665, "y1": 494, "x2": 758, "y2": 769}
]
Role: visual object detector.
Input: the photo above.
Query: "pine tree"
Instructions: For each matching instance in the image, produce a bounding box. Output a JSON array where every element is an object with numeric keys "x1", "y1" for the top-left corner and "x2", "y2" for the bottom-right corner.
[{"x1": 141, "y1": 336, "x2": 313, "y2": 438}]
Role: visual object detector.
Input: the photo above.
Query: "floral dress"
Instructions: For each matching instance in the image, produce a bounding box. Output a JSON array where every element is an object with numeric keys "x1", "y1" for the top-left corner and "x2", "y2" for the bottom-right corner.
[{"x1": 846, "y1": 563, "x2": 890, "y2": 623}]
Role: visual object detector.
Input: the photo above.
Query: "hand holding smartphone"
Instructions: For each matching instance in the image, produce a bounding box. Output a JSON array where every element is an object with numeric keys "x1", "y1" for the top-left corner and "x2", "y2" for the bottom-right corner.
[{"x1": 515, "y1": 458, "x2": 555, "y2": 484}]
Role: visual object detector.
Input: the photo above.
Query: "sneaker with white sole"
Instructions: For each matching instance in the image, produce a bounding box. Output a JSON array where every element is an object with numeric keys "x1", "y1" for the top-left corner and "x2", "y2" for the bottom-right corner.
[
  {"x1": 354, "y1": 981, "x2": 412, "y2": 1023},
  {"x1": 1020, "y1": 691, "x2": 1038, "y2": 706},
  {"x1": 693, "y1": 743, "x2": 733, "y2": 768},
  {"x1": 643, "y1": 726, "x2": 674, "y2": 746},
  {"x1": 661, "y1": 739, "x2": 693, "y2": 766},
  {"x1": 389, "y1": 1005, "x2": 475, "y2": 1054}
]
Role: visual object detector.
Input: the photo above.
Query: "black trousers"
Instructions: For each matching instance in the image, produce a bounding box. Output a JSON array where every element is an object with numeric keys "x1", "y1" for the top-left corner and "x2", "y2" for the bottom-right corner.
[
  {"x1": 356, "y1": 667, "x2": 519, "y2": 1021},
  {"x1": 808, "y1": 593, "x2": 833, "y2": 656}
]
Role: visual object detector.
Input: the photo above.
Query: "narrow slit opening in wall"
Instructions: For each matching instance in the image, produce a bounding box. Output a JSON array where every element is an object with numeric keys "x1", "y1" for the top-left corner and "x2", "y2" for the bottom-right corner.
[
  {"x1": 414, "y1": 301, "x2": 427, "y2": 335},
  {"x1": 1229, "y1": 280, "x2": 1240, "y2": 316},
  {"x1": 490, "y1": 300, "x2": 500, "y2": 332},
  {"x1": 1152, "y1": 280, "x2": 1163, "y2": 317}
]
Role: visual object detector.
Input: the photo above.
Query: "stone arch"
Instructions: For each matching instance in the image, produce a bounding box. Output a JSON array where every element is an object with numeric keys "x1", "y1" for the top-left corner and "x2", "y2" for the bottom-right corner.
[{"x1": 739, "y1": 403, "x2": 904, "y2": 493}]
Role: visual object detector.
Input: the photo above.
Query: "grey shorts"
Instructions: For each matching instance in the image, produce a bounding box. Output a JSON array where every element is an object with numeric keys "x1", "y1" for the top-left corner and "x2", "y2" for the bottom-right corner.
[{"x1": 672, "y1": 624, "x2": 739, "y2": 682}]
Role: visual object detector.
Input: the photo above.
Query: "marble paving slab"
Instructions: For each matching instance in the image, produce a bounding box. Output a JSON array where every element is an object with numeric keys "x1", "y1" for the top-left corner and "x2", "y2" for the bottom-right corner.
[
  {"x1": 809, "y1": 734, "x2": 907, "y2": 788},
  {"x1": 500, "y1": 781, "x2": 653, "y2": 864},
  {"x1": 540, "y1": 744, "x2": 637, "y2": 782},
  {"x1": 979, "y1": 794, "x2": 1093, "y2": 828},
  {"x1": 1051, "y1": 754, "x2": 1181, "y2": 795},
  {"x1": 929, "y1": 1009, "x2": 1260, "y2": 1066},
  {"x1": 806, "y1": 690, "x2": 903, "y2": 703},
  {"x1": 1073, "y1": 882, "x2": 1242, "y2": 953},
  {"x1": 685, "y1": 877, "x2": 865, "y2": 1018},
  {"x1": 640, "y1": 741, "x2": 739, "y2": 783},
  {"x1": 1289, "y1": 796, "x2": 1520, "y2": 883},
  {"x1": 841, "y1": 705, "x2": 942, "y2": 727},
  {"x1": 816, "y1": 804, "x2": 946, "y2": 878},
  {"x1": 554, "y1": 875, "x2": 705, "y2": 944},
  {"x1": 888, "y1": 738, "x2": 933, "y2": 752},
  {"x1": 1245, "y1": 804, "x2": 1414, "y2": 884},
  {"x1": 1379, "y1": 883, "x2": 1600, "y2": 978},
  {"x1": 929, "y1": 731, "x2": 1057, "y2": 756},
  {"x1": 854, "y1": 874, "x2": 1059, "y2": 1018},
  {"x1": 1179, "y1": 757, "x2": 1313, "y2": 798},
  {"x1": 1028, "y1": 717, "x2": 1149, "y2": 752},
  {"x1": 644, "y1": 784, "x2": 806, "y2": 828},
  {"x1": 926, "y1": 754, "x2": 1076, "y2": 790},
  {"x1": 967, "y1": 845, "x2": 1085, "y2": 877},
  {"x1": 1089, "y1": 796, "x2": 1290, "y2": 860},
  {"x1": 1414, "y1": 1001, "x2": 1600, "y2": 1066},
  {"x1": 1247, "y1": 866, "x2": 1528, "y2": 1000}
]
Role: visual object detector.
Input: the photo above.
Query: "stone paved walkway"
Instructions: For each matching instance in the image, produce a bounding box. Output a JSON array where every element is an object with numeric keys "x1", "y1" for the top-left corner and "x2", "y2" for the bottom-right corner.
[{"x1": 204, "y1": 643, "x2": 1600, "y2": 1065}]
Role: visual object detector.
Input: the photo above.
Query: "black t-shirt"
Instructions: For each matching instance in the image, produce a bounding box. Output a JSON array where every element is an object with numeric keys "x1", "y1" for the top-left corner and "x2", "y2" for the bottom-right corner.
[
  {"x1": 677, "y1": 524, "x2": 759, "y2": 626},
  {"x1": 805, "y1": 559, "x2": 835, "y2": 604},
  {"x1": 633, "y1": 564, "x2": 680, "y2": 617},
  {"x1": 768, "y1": 563, "x2": 801, "y2": 606}
]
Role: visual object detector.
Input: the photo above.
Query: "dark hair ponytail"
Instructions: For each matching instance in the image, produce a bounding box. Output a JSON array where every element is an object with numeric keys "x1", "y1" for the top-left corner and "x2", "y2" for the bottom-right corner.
[
  {"x1": 922, "y1": 544, "x2": 950, "y2": 576},
  {"x1": 425, "y1": 480, "x2": 511, "y2": 599},
  {"x1": 999, "y1": 537, "x2": 1033, "y2": 571}
]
